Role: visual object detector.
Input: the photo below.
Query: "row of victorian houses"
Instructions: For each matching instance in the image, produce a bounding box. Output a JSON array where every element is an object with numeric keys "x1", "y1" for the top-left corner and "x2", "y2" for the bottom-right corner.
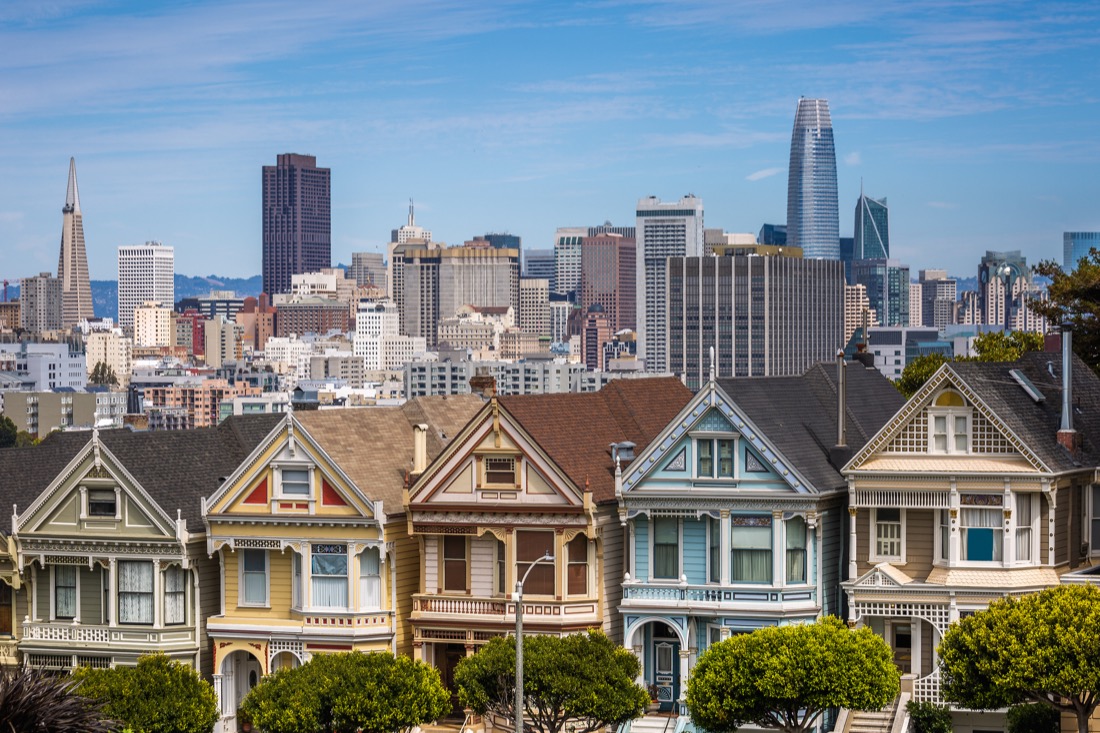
[{"x1": 2, "y1": 332, "x2": 1099, "y2": 733}]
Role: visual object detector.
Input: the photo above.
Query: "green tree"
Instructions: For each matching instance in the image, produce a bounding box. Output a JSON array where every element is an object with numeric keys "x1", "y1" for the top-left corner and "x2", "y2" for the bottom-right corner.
[
  {"x1": 456, "y1": 630, "x2": 647, "y2": 733},
  {"x1": 89, "y1": 361, "x2": 119, "y2": 386},
  {"x1": 905, "y1": 701, "x2": 952, "y2": 733},
  {"x1": 896, "y1": 353, "x2": 950, "y2": 398},
  {"x1": 940, "y1": 584, "x2": 1100, "y2": 733},
  {"x1": 74, "y1": 653, "x2": 218, "y2": 733},
  {"x1": 0, "y1": 664, "x2": 116, "y2": 733},
  {"x1": 0, "y1": 414, "x2": 16, "y2": 448},
  {"x1": 240, "y1": 651, "x2": 449, "y2": 733},
  {"x1": 1006, "y1": 703, "x2": 1061, "y2": 733},
  {"x1": 686, "y1": 616, "x2": 899, "y2": 733},
  {"x1": 1031, "y1": 253, "x2": 1100, "y2": 372},
  {"x1": 971, "y1": 330, "x2": 1044, "y2": 362}
]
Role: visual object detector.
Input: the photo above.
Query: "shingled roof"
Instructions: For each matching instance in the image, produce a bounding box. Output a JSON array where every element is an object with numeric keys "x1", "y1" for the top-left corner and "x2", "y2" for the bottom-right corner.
[
  {"x1": 499, "y1": 377, "x2": 693, "y2": 504},
  {"x1": 946, "y1": 351, "x2": 1100, "y2": 472},
  {"x1": 719, "y1": 361, "x2": 906, "y2": 491},
  {"x1": 0, "y1": 414, "x2": 283, "y2": 534},
  {"x1": 295, "y1": 395, "x2": 484, "y2": 515}
]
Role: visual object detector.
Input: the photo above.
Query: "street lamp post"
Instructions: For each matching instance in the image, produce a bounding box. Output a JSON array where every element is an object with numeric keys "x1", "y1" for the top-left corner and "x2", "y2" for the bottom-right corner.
[{"x1": 515, "y1": 551, "x2": 554, "y2": 733}]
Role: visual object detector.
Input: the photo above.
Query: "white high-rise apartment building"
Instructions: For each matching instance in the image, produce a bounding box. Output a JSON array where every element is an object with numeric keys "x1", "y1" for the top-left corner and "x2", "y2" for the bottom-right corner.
[
  {"x1": 133, "y1": 301, "x2": 174, "y2": 348},
  {"x1": 519, "y1": 278, "x2": 550, "y2": 337},
  {"x1": 553, "y1": 227, "x2": 586, "y2": 296},
  {"x1": 635, "y1": 195, "x2": 703, "y2": 372},
  {"x1": 85, "y1": 329, "x2": 133, "y2": 386},
  {"x1": 353, "y1": 300, "x2": 425, "y2": 371},
  {"x1": 844, "y1": 284, "x2": 879, "y2": 344},
  {"x1": 908, "y1": 283, "x2": 923, "y2": 329},
  {"x1": 118, "y1": 242, "x2": 174, "y2": 332}
]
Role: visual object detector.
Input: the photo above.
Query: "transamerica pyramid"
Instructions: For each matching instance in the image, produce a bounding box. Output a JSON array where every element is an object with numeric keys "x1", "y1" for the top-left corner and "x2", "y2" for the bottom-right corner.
[{"x1": 57, "y1": 157, "x2": 94, "y2": 325}]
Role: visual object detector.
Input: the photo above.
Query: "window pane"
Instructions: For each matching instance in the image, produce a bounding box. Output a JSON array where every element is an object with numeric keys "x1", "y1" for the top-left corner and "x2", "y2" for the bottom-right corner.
[
  {"x1": 708, "y1": 516, "x2": 720, "y2": 582},
  {"x1": 718, "y1": 440, "x2": 734, "y2": 477},
  {"x1": 312, "y1": 577, "x2": 348, "y2": 607},
  {"x1": 653, "y1": 518, "x2": 679, "y2": 579},
  {"x1": 523, "y1": 564, "x2": 554, "y2": 596},
  {"x1": 698, "y1": 440, "x2": 713, "y2": 476},
  {"x1": 953, "y1": 415, "x2": 968, "y2": 452},
  {"x1": 567, "y1": 536, "x2": 587, "y2": 596},
  {"x1": 55, "y1": 566, "x2": 77, "y2": 619},
  {"x1": 516, "y1": 531, "x2": 553, "y2": 562},
  {"x1": 311, "y1": 554, "x2": 348, "y2": 576},
  {"x1": 165, "y1": 567, "x2": 186, "y2": 625},
  {"x1": 485, "y1": 457, "x2": 516, "y2": 485},
  {"x1": 243, "y1": 550, "x2": 266, "y2": 572},
  {"x1": 282, "y1": 468, "x2": 309, "y2": 495},
  {"x1": 444, "y1": 559, "x2": 467, "y2": 592},
  {"x1": 785, "y1": 517, "x2": 806, "y2": 583},
  {"x1": 88, "y1": 490, "x2": 116, "y2": 517},
  {"x1": 878, "y1": 508, "x2": 901, "y2": 523},
  {"x1": 443, "y1": 535, "x2": 467, "y2": 560},
  {"x1": 118, "y1": 561, "x2": 154, "y2": 624}
]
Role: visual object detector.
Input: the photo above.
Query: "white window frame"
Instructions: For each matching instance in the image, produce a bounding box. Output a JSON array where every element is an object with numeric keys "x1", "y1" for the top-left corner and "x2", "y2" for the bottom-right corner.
[
  {"x1": 238, "y1": 549, "x2": 270, "y2": 607},
  {"x1": 164, "y1": 565, "x2": 187, "y2": 625},
  {"x1": 52, "y1": 565, "x2": 79, "y2": 621},
  {"x1": 706, "y1": 515, "x2": 721, "y2": 584},
  {"x1": 275, "y1": 464, "x2": 312, "y2": 499},
  {"x1": 935, "y1": 509, "x2": 950, "y2": 563},
  {"x1": 927, "y1": 408, "x2": 972, "y2": 455},
  {"x1": 1015, "y1": 494, "x2": 1037, "y2": 565},
  {"x1": 693, "y1": 436, "x2": 737, "y2": 479},
  {"x1": 310, "y1": 545, "x2": 350, "y2": 610},
  {"x1": 650, "y1": 516, "x2": 682, "y2": 582},
  {"x1": 565, "y1": 535, "x2": 590, "y2": 598},
  {"x1": 1089, "y1": 486, "x2": 1100, "y2": 557},
  {"x1": 959, "y1": 506, "x2": 1004, "y2": 565},
  {"x1": 870, "y1": 508, "x2": 906, "y2": 563},
  {"x1": 358, "y1": 547, "x2": 381, "y2": 612},
  {"x1": 82, "y1": 486, "x2": 120, "y2": 520}
]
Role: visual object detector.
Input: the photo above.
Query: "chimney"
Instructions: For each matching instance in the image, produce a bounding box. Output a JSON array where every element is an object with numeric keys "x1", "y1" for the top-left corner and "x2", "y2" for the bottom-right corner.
[
  {"x1": 412, "y1": 424, "x2": 428, "y2": 475},
  {"x1": 469, "y1": 367, "x2": 496, "y2": 398},
  {"x1": 1058, "y1": 324, "x2": 1081, "y2": 454},
  {"x1": 830, "y1": 349, "x2": 852, "y2": 469}
]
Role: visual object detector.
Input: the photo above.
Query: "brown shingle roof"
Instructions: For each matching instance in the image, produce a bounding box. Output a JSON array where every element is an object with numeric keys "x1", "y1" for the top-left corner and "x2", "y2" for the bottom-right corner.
[
  {"x1": 295, "y1": 396, "x2": 484, "y2": 516},
  {"x1": 499, "y1": 377, "x2": 693, "y2": 504}
]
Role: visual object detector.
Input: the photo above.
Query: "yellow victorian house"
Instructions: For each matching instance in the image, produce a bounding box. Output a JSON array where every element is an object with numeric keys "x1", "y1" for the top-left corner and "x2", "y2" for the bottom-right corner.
[{"x1": 203, "y1": 397, "x2": 482, "y2": 732}]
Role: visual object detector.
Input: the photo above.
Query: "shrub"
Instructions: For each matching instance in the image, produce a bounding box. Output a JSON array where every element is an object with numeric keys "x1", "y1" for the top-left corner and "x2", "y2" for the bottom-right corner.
[
  {"x1": 74, "y1": 653, "x2": 218, "y2": 733},
  {"x1": 0, "y1": 665, "x2": 115, "y2": 732},
  {"x1": 1007, "y1": 703, "x2": 1061, "y2": 733},
  {"x1": 906, "y1": 700, "x2": 952, "y2": 733}
]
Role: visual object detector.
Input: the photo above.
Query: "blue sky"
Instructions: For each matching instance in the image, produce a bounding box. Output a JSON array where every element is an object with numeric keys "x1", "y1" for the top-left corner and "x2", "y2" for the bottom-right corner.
[{"x1": 1, "y1": 0, "x2": 1098, "y2": 281}]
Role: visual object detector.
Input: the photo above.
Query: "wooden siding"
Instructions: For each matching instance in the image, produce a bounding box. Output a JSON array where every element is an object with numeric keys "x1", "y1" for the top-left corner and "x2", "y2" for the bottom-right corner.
[
  {"x1": 222, "y1": 549, "x2": 292, "y2": 619},
  {"x1": 193, "y1": 539, "x2": 221, "y2": 677},
  {"x1": 35, "y1": 569, "x2": 49, "y2": 619},
  {"x1": 79, "y1": 567, "x2": 102, "y2": 625},
  {"x1": 683, "y1": 518, "x2": 706, "y2": 584},
  {"x1": 389, "y1": 518, "x2": 418, "y2": 657},
  {"x1": 1056, "y1": 486, "x2": 1070, "y2": 565},
  {"x1": 424, "y1": 536, "x2": 438, "y2": 592},
  {"x1": 634, "y1": 516, "x2": 649, "y2": 580},
  {"x1": 905, "y1": 510, "x2": 935, "y2": 577},
  {"x1": 470, "y1": 536, "x2": 496, "y2": 597},
  {"x1": 598, "y1": 510, "x2": 624, "y2": 644},
  {"x1": 819, "y1": 499, "x2": 845, "y2": 618}
]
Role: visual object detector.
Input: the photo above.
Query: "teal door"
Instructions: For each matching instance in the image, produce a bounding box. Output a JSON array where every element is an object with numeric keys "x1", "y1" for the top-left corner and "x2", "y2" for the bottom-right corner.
[{"x1": 653, "y1": 635, "x2": 680, "y2": 712}]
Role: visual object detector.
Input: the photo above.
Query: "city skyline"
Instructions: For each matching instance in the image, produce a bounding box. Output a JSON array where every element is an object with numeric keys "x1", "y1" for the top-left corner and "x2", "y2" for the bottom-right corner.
[{"x1": 1, "y1": 1, "x2": 1098, "y2": 281}]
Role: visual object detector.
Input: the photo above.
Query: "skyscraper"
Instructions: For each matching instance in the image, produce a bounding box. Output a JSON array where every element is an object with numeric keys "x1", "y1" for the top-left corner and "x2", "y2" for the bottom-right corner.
[
  {"x1": 580, "y1": 232, "x2": 636, "y2": 333},
  {"x1": 786, "y1": 98, "x2": 839, "y2": 259},
  {"x1": 852, "y1": 258, "x2": 910, "y2": 327},
  {"x1": 262, "y1": 154, "x2": 331, "y2": 297},
  {"x1": 854, "y1": 190, "x2": 889, "y2": 260},
  {"x1": 118, "y1": 242, "x2": 174, "y2": 332},
  {"x1": 57, "y1": 158, "x2": 94, "y2": 326},
  {"x1": 635, "y1": 195, "x2": 703, "y2": 372},
  {"x1": 1064, "y1": 232, "x2": 1100, "y2": 271}
]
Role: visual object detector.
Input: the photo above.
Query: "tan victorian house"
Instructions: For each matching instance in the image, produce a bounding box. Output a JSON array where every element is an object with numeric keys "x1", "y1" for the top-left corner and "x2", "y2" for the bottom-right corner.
[
  {"x1": 404, "y1": 378, "x2": 692, "y2": 702},
  {"x1": 202, "y1": 397, "x2": 482, "y2": 731},
  {"x1": 841, "y1": 341, "x2": 1100, "y2": 733}
]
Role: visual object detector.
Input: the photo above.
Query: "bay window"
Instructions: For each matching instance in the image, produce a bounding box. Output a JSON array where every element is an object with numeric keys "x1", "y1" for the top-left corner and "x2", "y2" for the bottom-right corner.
[
  {"x1": 292, "y1": 552, "x2": 302, "y2": 608},
  {"x1": 55, "y1": 566, "x2": 77, "y2": 619},
  {"x1": 241, "y1": 550, "x2": 268, "y2": 606},
  {"x1": 442, "y1": 536, "x2": 467, "y2": 592},
  {"x1": 567, "y1": 536, "x2": 588, "y2": 596},
  {"x1": 708, "y1": 516, "x2": 720, "y2": 583},
  {"x1": 311, "y1": 544, "x2": 348, "y2": 608},
  {"x1": 118, "y1": 561, "x2": 153, "y2": 624},
  {"x1": 961, "y1": 508, "x2": 1003, "y2": 562},
  {"x1": 516, "y1": 530, "x2": 554, "y2": 596},
  {"x1": 874, "y1": 508, "x2": 903, "y2": 559},
  {"x1": 785, "y1": 517, "x2": 806, "y2": 583},
  {"x1": 359, "y1": 547, "x2": 381, "y2": 611},
  {"x1": 165, "y1": 566, "x2": 186, "y2": 625},
  {"x1": 652, "y1": 517, "x2": 679, "y2": 580},
  {"x1": 731, "y1": 517, "x2": 772, "y2": 583}
]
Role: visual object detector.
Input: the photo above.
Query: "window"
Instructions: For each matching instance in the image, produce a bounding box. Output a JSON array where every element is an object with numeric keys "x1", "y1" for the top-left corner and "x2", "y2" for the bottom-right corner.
[
  {"x1": 118, "y1": 561, "x2": 153, "y2": 624},
  {"x1": 1092, "y1": 486, "x2": 1100, "y2": 554},
  {"x1": 55, "y1": 566, "x2": 77, "y2": 619},
  {"x1": 718, "y1": 440, "x2": 734, "y2": 477},
  {"x1": 874, "y1": 509, "x2": 903, "y2": 559},
  {"x1": 241, "y1": 550, "x2": 268, "y2": 606},
  {"x1": 731, "y1": 518, "x2": 772, "y2": 583},
  {"x1": 786, "y1": 517, "x2": 806, "y2": 583},
  {"x1": 652, "y1": 517, "x2": 679, "y2": 580},
  {"x1": 442, "y1": 536, "x2": 467, "y2": 592},
  {"x1": 516, "y1": 530, "x2": 554, "y2": 596},
  {"x1": 311, "y1": 544, "x2": 348, "y2": 608},
  {"x1": 359, "y1": 547, "x2": 381, "y2": 611},
  {"x1": 87, "y1": 489, "x2": 116, "y2": 517},
  {"x1": 938, "y1": 510, "x2": 949, "y2": 561},
  {"x1": 1016, "y1": 496, "x2": 1033, "y2": 563},
  {"x1": 292, "y1": 553, "x2": 302, "y2": 608},
  {"x1": 567, "y1": 536, "x2": 588, "y2": 596},
  {"x1": 708, "y1": 516, "x2": 720, "y2": 583},
  {"x1": 165, "y1": 566, "x2": 186, "y2": 625},
  {"x1": 697, "y1": 441, "x2": 713, "y2": 477},
  {"x1": 962, "y1": 508, "x2": 1003, "y2": 562},
  {"x1": 281, "y1": 468, "x2": 309, "y2": 496},
  {"x1": 496, "y1": 539, "x2": 507, "y2": 595},
  {"x1": 708, "y1": 625, "x2": 723, "y2": 649},
  {"x1": 484, "y1": 457, "x2": 516, "y2": 485},
  {"x1": 929, "y1": 392, "x2": 970, "y2": 454}
]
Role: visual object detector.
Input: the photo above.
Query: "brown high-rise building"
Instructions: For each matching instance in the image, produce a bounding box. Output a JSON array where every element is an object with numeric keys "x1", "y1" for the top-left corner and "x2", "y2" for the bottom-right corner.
[
  {"x1": 580, "y1": 232, "x2": 636, "y2": 333},
  {"x1": 57, "y1": 158, "x2": 94, "y2": 326},
  {"x1": 262, "y1": 154, "x2": 331, "y2": 297}
]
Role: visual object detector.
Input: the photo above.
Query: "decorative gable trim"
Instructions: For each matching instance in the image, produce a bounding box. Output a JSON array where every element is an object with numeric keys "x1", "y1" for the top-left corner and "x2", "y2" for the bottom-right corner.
[
  {"x1": 620, "y1": 382, "x2": 814, "y2": 495},
  {"x1": 844, "y1": 365, "x2": 1049, "y2": 473}
]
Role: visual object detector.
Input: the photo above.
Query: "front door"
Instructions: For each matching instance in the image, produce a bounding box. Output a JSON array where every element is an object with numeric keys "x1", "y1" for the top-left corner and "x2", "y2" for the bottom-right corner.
[
  {"x1": 0, "y1": 582, "x2": 11, "y2": 636},
  {"x1": 437, "y1": 643, "x2": 467, "y2": 718},
  {"x1": 652, "y1": 633, "x2": 680, "y2": 712},
  {"x1": 890, "y1": 621, "x2": 912, "y2": 674}
]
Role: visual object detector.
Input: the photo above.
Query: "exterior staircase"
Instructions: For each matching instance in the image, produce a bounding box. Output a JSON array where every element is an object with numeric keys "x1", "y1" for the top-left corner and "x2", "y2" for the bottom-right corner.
[
  {"x1": 841, "y1": 696, "x2": 901, "y2": 733},
  {"x1": 631, "y1": 714, "x2": 679, "y2": 733}
]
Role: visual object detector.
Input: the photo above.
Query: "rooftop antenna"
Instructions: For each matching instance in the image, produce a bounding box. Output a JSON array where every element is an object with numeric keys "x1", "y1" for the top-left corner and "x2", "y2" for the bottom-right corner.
[{"x1": 408, "y1": 198, "x2": 415, "y2": 227}]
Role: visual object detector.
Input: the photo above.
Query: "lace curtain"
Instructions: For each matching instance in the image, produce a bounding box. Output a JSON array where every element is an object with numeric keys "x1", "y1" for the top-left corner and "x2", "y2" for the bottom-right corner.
[
  {"x1": 312, "y1": 553, "x2": 348, "y2": 608},
  {"x1": 165, "y1": 566, "x2": 186, "y2": 624},
  {"x1": 118, "y1": 561, "x2": 153, "y2": 624},
  {"x1": 359, "y1": 548, "x2": 380, "y2": 611},
  {"x1": 55, "y1": 566, "x2": 77, "y2": 619}
]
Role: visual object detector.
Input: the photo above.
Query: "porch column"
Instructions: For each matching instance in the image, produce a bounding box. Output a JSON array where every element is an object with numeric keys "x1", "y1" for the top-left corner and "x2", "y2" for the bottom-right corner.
[
  {"x1": 153, "y1": 563, "x2": 163, "y2": 628},
  {"x1": 211, "y1": 673, "x2": 223, "y2": 715},
  {"x1": 107, "y1": 558, "x2": 118, "y2": 626},
  {"x1": 1046, "y1": 485, "x2": 1056, "y2": 566},
  {"x1": 771, "y1": 512, "x2": 783, "y2": 587},
  {"x1": 31, "y1": 564, "x2": 38, "y2": 621},
  {"x1": 948, "y1": 481, "x2": 960, "y2": 564},
  {"x1": 719, "y1": 510, "x2": 730, "y2": 585},
  {"x1": 806, "y1": 514, "x2": 818, "y2": 588},
  {"x1": 678, "y1": 649, "x2": 690, "y2": 703},
  {"x1": 912, "y1": 618, "x2": 922, "y2": 677},
  {"x1": 1002, "y1": 480, "x2": 1013, "y2": 566},
  {"x1": 847, "y1": 507, "x2": 858, "y2": 580}
]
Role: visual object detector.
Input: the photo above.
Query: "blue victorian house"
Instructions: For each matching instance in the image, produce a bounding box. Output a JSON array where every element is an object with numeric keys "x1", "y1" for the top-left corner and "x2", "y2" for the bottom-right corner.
[{"x1": 617, "y1": 359, "x2": 903, "y2": 712}]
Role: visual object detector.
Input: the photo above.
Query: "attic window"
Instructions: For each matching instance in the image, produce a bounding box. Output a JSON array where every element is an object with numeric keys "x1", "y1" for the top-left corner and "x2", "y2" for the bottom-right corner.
[
  {"x1": 281, "y1": 468, "x2": 310, "y2": 496},
  {"x1": 88, "y1": 489, "x2": 116, "y2": 517},
  {"x1": 485, "y1": 457, "x2": 517, "y2": 486}
]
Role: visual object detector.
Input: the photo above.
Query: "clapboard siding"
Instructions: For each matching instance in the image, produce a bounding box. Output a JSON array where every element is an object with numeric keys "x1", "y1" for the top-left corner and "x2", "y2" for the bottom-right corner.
[
  {"x1": 193, "y1": 540, "x2": 221, "y2": 677},
  {"x1": 389, "y1": 518, "x2": 418, "y2": 657},
  {"x1": 819, "y1": 500, "x2": 845, "y2": 618},
  {"x1": 470, "y1": 536, "x2": 496, "y2": 597},
  {"x1": 79, "y1": 567, "x2": 101, "y2": 624},
  {"x1": 598, "y1": 510, "x2": 624, "y2": 643},
  {"x1": 634, "y1": 516, "x2": 649, "y2": 580},
  {"x1": 683, "y1": 518, "x2": 706, "y2": 585},
  {"x1": 424, "y1": 536, "x2": 438, "y2": 592}
]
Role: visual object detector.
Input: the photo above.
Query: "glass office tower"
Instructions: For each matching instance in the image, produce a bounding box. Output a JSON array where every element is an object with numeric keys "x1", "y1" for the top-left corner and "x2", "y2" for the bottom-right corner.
[{"x1": 786, "y1": 98, "x2": 839, "y2": 259}]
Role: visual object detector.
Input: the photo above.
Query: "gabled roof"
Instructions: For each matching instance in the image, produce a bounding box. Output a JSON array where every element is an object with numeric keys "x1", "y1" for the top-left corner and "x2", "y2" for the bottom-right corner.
[
  {"x1": 0, "y1": 415, "x2": 283, "y2": 534},
  {"x1": 718, "y1": 362, "x2": 906, "y2": 490},
  {"x1": 295, "y1": 395, "x2": 484, "y2": 513},
  {"x1": 498, "y1": 377, "x2": 693, "y2": 504}
]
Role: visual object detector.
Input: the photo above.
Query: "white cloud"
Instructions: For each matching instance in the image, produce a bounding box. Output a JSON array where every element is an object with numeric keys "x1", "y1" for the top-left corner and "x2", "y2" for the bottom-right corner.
[
  {"x1": 844, "y1": 151, "x2": 862, "y2": 166},
  {"x1": 745, "y1": 167, "x2": 782, "y2": 181}
]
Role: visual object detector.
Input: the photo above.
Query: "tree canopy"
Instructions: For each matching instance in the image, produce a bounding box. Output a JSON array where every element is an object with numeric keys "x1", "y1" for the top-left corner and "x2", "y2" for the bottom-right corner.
[
  {"x1": 89, "y1": 361, "x2": 119, "y2": 386},
  {"x1": 940, "y1": 584, "x2": 1100, "y2": 733},
  {"x1": 686, "y1": 616, "x2": 899, "y2": 733},
  {"x1": 894, "y1": 330, "x2": 1044, "y2": 398},
  {"x1": 0, "y1": 415, "x2": 16, "y2": 449},
  {"x1": 239, "y1": 651, "x2": 449, "y2": 733},
  {"x1": 455, "y1": 630, "x2": 647, "y2": 733},
  {"x1": 74, "y1": 653, "x2": 218, "y2": 733},
  {"x1": 896, "y1": 353, "x2": 950, "y2": 398},
  {"x1": 1031, "y1": 253, "x2": 1100, "y2": 372}
]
